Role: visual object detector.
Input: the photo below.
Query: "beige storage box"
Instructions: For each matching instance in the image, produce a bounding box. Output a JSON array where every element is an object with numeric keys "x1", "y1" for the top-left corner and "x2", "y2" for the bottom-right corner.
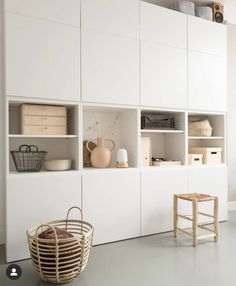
[
  {"x1": 189, "y1": 147, "x2": 222, "y2": 165},
  {"x1": 21, "y1": 104, "x2": 67, "y2": 135},
  {"x1": 141, "y1": 137, "x2": 151, "y2": 167},
  {"x1": 188, "y1": 154, "x2": 203, "y2": 165}
]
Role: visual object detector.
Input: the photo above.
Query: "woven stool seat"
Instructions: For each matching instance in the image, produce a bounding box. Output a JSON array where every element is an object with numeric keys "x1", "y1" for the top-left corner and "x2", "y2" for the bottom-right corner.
[{"x1": 176, "y1": 193, "x2": 216, "y2": 202}]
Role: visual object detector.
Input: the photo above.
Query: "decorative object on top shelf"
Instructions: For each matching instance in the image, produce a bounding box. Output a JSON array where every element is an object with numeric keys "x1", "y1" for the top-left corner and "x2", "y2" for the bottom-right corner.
[
  {"x1": 86, "y1": 137, "x2": 115, "y2": 168},
  {"x1": 169, "y1": 1, "x2": 195, "y2": 16},
  {"x1": 21, "y1": 104, "x2": 67, "y2": 135},
  {"x1": 188, "y1": 154, "x2": 203, "y2": 165},
  {"x1": 195, "y1": 6, "x2": 213, "y2": 21},
  {"x1": 188, "y1": 118, "x2": 212, "y2": 137},
  {"x1": 27, "y1": 206, "x2": 94, "y2": 284},
  {"x1": 189, "y1": 147, "x2": 222, "y2": 164},
  {"x1": 83, "y1": 140, "x2": 97, "y2": 168},
  {"x1": 211, "y1": 3, "x2": 224, "y2": 23},
  {"x1": 152, "y1": 157, "x2": 182, "y2": 167},
  {"x1": 11, "y1": 144, "x2": 47, "y2": 172},
  {"x1": 116, "y1": 149, "x2": 128, "y2": 168},
  {"x1": 44, "y1": 159, "x2": 72, "y2": 171},
  {"x1": 141, "y1": 115, "x2": 175, "y2": 130}
]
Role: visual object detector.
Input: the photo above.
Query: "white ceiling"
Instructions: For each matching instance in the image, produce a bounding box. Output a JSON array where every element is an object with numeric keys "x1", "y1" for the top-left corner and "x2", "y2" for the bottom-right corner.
[{"x1": 145, "y1": 0, "x2": 236, "y2": 24}]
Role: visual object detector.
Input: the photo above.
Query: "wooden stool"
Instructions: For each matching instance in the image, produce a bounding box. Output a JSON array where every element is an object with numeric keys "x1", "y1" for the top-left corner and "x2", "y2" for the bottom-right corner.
[{"x1": 173, "y1": 193, "x2": 219, "y2": 247}]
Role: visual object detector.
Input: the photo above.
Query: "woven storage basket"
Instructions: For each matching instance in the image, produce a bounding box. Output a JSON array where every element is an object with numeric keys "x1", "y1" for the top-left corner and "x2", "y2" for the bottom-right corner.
[{"x1": 27, "y1": 207, "x2": 94, "y2": 284}]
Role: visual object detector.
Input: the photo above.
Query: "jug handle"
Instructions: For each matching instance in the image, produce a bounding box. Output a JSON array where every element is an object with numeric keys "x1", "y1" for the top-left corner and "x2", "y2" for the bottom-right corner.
[
  {"x1": 106, "y1": 139, "x2": 115, "y2": 151},
  {"x1": 86, "y1": 140, "x2": 94, "y2": 153}
]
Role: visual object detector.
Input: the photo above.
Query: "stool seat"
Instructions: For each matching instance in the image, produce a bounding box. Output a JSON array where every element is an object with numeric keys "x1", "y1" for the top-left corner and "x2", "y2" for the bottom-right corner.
[{"x1": 176, "y1": 193, "x2": 216, "y2": 202}]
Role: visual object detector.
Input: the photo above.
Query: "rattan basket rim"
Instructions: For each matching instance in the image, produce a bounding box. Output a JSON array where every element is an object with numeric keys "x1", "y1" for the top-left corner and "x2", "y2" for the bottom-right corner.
[{"x1": 27, "y1": 219, "x2": 94, "y2": 241}]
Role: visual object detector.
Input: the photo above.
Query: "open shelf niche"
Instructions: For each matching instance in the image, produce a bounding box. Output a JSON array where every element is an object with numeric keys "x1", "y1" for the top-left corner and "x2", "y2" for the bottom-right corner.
[
  {"x1": 140, "y1": 110, "x2": 186, "y2": 167},
  {"x1": 8, "y1": 100, "x2": 80, "y2": 172},
  {"x1": 188, "y1": 113, "x2": 226, "y2": 164},
  {"x1": 83, "y1": 105, "x2": 138, "y2": 169}
]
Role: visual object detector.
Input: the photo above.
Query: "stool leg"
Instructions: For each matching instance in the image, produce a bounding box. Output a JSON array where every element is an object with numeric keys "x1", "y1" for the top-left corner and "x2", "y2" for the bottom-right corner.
[
  {"x1": 192, "y1": 199, "x2": 198, "y2": 247},
  {"x1": 214, "y1": 197, "x2": 219, "y2": 242},
  {"x1": 173, "y1": 195, "x2": 178, "y2": 237}
]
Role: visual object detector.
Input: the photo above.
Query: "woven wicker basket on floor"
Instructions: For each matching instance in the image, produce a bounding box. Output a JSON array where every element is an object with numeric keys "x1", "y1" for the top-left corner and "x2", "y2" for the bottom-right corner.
[{"x1": 27, "y1": 207, "x2": 94, "y2": 284}]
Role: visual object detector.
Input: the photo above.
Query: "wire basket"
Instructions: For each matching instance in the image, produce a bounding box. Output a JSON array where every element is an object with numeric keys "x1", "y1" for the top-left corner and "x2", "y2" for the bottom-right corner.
[
  {"x1": 141, "y1": 115, "x2": 175, "y2": 130},
  {"x1": 27, "y1": 207, "x2": 94, "y2": 284},
  {"x1": 11, "y1": 145, "x2": 47, "y2": 172}
]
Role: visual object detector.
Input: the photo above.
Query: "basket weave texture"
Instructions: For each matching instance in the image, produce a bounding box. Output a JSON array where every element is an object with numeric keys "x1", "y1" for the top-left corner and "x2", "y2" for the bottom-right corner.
[{"x1": 27, "y1": 207, "x2": 94, "y2": 284}]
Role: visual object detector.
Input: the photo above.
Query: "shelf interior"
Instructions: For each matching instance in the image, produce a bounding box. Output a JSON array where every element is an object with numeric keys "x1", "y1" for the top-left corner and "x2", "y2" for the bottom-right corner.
[{"x1": 83, "y1": 106, "x2": 138, "y2": 168}]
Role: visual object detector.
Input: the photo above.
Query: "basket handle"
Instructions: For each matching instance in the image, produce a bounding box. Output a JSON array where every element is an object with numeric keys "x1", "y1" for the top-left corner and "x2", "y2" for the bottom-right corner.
[
  {"x1": 19, "y1": 144, "x2": 39, "y2": 152},
  {"x1": 35, "y1": 224, "x2": 59, "y2": 282},
  {"x1": 65, "y1": 206, "x2": 83, "y2": 234}
]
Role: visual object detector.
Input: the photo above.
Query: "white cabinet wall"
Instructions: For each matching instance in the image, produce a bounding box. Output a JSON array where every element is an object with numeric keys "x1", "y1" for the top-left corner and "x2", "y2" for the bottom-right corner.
[
  {"x1": 82, "y1": 171, "x2": 140, "y2": 245},
  {"x1": 5, "y1": 0, "x2": 81, "y2": 27},
  {"x1": 188, "y1": 166, "x2": 228, "y2": 222},
  {"x1": 140, "y1": 2, "x2": 187, "y2": 49},
  {"x1": 141, "y1": 168, "x2": 188, "y2": 235},
  {"x1": 188, "y1": 15, "x2": 227, "y2": 112},
  {"x1": 6, "y1": 173, "x2": 82, "y2": 262},
  {"x1": 81, "y1": 0, "x2": 139, "y2": 38},
  {"x1": 188, "y1": 51, "x2": 227, "y2": 111},
  {"x1": 140, "y1": 2, "x2": 187, "y2": 109},
  {"x1": 141, "y1": 42, "x2": 187, "y2": 109},
  {"x1": 188, "y1": 16, "x2": 226, "y2": 57},
  {"x1": 5, "y1": 13, "x2": 80, "y2": 101},
  {"x1": 81, "y1": 30, "x2": 139, "y2": 105}
]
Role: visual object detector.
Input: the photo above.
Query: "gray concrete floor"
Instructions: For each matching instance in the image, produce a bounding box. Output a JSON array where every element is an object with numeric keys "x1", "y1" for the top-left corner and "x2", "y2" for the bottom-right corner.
[{"x1": 1, "y1": 211, "x2": 236, "y2": 286}]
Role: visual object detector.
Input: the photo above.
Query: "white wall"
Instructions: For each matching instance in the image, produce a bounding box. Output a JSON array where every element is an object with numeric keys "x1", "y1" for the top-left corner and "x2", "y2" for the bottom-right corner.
[
  {"x1": 227, "y1": 24, "x2": 236, "y2": 201},
  {"x1": 0, "y1": 0, "x2": 4, "y2": 244}
]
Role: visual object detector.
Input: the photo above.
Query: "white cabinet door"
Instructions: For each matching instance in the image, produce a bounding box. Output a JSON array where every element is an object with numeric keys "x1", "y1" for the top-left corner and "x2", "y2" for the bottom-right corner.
[
  {"x1": 141, "y1": 41, "x2": 187, "y2": 109},
  {"x1": 81, "y1": 0, "x2": 139, "y2": 38},
  {"x1": 6, "y1": 172, "x2": 82, "y2": 262},
  {"x1": 82, "y1": 171, "x2": 140, "y2": 245},
  {"x1": 188, "y1": 51, "x2": 227, "y2": 111},
  {"x1": 140, "y1": 2, "x2": 187, "y2": 49},
  {"x1": 188, "y1": 16, "x2": 226, "y2": 57},
  {"x1": 188, "y1": 166, "x2": 228, "y2": 222},
  {"x1": 141, "y1": 168, "x2": 188, "y2": 236},
  {"x1": 6, "y1": 13, "x2": 80, "y2": 101},
  {"x1": 82, "y1": 30, "x2": 139, "y2": 105},
  {"x1": 6, "y1": 0, "x2": 80, "y2": 27}
]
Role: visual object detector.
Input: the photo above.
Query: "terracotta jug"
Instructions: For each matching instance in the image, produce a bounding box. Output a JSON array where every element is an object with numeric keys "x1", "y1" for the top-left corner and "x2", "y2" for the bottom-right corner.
[{"x1": 86, "y1": 137, "x2": 115, "y2": 168}]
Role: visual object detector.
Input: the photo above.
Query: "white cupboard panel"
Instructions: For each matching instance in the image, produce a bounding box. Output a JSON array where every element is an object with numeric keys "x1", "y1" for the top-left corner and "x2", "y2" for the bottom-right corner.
[
  {"x1": 82, "y1": 30, "x2": 139, "y2": 105},
  {"x1": 141, "y1": 168, "x2": 188, "y2": 236},
  {"x1": 6, "y1": 0, "x2": 80, "y2": 27},
  {"x1": 188, "y1": 16, "x2": 226, "y2": 57},
  {"x1": 6, "y1": 13, "x2": 80, "y2": 101},
  {"x1": 188, "y1": 166, "x2": 228, "y2": 222},
  {"x1": 81, "y1": 0, "x2": 139, "y2": 38},
  {"x1": 188, "y1": 51, "x2": 227, "y2": 111},
  {"x1": 6, "y1": 173, "x2": 82, "y2": 262},
  {"x1": 140, "y1": 2, "x2": 187, "y2": 49},
  {"x1": 83, "y1": 171, "x2": 140, "y2": 245},
  {"x1": 141, "y1": 41, "x2": 187, "y2": 109}
]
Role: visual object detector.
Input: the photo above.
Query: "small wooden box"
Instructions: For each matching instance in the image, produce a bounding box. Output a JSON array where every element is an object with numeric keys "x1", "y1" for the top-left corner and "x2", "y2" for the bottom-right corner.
[
  {"x1": 21, "y1": 104, "x2": 67, "y2": 135},
  {"x1": 189, "y1": 147, "x2": 222, "y2": 165},
  {"x1": 188, "y1": 154, "x2": 203, "y2": 165}
]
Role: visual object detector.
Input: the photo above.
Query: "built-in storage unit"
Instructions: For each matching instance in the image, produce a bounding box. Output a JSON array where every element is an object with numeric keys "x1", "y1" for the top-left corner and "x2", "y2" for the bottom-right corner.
[{"x1": 4, "y1": 0, "x2": 228, "y2": 262}]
